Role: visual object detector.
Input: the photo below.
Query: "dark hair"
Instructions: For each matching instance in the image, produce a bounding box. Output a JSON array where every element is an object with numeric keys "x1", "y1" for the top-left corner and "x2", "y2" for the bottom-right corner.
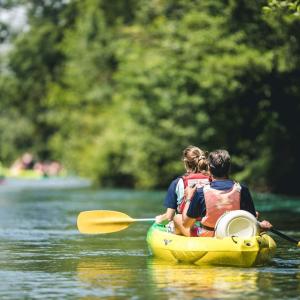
[{"x1": 208, "y1": 149, "x2": 231, "y2": 178}]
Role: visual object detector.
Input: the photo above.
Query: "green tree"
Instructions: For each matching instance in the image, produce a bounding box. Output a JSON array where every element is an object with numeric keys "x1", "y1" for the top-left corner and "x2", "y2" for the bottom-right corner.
[{"x1": 1, "y1": 0, "x2": 300, "y2": 194}]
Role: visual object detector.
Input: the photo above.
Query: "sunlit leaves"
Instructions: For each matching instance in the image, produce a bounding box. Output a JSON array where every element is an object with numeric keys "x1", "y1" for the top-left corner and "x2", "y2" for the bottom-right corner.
[{"x1": 1, "y1": 0, "x2": 300, "y2": 193}]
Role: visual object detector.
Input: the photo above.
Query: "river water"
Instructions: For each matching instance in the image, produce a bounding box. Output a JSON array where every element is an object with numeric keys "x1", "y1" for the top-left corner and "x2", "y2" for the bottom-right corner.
[{"x1": 0, "y1": 181, "x2": 299, "y2": 299}]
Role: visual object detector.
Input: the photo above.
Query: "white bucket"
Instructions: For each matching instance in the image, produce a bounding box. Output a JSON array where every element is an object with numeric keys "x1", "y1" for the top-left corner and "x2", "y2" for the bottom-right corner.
[{"x1": 215, "y1": 210, "x2": 259, "y2": 238}]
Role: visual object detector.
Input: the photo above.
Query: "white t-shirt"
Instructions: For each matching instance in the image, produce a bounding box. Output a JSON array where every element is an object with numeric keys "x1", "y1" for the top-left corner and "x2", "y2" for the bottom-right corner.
[{"x1": 175, "y1": 178, "x2": 185, "y2": 206}]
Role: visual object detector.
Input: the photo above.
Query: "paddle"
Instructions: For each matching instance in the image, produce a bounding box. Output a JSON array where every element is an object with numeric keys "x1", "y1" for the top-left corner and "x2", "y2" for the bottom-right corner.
[
  {"x1": 77, "y1": 210, "x2": 155, "y2": 234},
  {"x1": 78, "y1": 210, "x2": 300, "y2": 246},
  {"x1": 257, "y1": 220, "x2": 300, "y2": 247},
  {"x1": 269, "y1": 228, "x2": 300, "y2": 247}
]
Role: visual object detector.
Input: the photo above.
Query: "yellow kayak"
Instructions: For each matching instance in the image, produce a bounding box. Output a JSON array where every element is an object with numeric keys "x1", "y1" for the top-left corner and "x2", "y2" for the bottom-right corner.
[{"x1": 146, "y1": 223, "x2": 276, "y2": 267}]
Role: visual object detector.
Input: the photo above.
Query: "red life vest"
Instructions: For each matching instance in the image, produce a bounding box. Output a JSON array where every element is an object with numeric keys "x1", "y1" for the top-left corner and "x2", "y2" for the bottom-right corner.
[
  {"x1": 177, "y1": 173, "x2": 210, "y2": 214},
  {"x1": 198, "y1": 182, "x2": 241, "y2": 237}
]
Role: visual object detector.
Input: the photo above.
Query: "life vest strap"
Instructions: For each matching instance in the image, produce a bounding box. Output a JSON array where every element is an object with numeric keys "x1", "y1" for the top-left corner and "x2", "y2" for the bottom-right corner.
[{"x1": 199, "y1": 223, "x2": 215, "y2": 231}]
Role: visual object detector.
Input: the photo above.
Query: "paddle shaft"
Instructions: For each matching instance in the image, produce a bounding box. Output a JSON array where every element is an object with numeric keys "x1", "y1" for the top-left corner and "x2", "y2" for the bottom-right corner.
[
  {"x1": 92, "y1": 218, "x2": 155, "y2": 224},
  {"x1": 133, "y1": 218, "x2": 155, "y2": 222},
  {"x1": 270, "y1": 228, "x2": 299, "y2": 245},
  {"x1": 258, "y1": 220, "x2": 299, "y2": 246}
]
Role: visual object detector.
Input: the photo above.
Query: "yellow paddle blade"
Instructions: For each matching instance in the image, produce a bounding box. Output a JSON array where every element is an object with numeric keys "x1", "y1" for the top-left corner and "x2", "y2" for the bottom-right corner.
[
  {"x1": 77, "y1": 210, "x2": 135, "y2": 234},
  {"x1": 298, "y1": 241, "x2": 300, "y2": 247}
]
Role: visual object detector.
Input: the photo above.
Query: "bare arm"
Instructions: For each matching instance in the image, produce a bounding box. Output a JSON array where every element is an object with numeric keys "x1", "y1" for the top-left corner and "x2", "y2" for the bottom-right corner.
[
  {"x1": 173, "y1": 213, "x2": 196, "y2": 237},
  {"x1": 256, "y1": 211, "x2": 273, "y2": 230},
  {"x1": 173, "y1": 186, "x2": 197, "y2": 236},
  {"x1": 182, "y1": 185, "x2": 197, "y2": 223},
  {"x1": 180, "y1": 200, "x2": 196, "y2": 236},
  {"x1": 155, "y1": 208, "x2": 176, "y2": 224}
]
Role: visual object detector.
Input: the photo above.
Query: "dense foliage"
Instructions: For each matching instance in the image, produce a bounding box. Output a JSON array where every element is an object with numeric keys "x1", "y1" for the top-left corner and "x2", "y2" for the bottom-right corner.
[{"x1": 1, "y1": 0, "x2": 300, "y2": 194}]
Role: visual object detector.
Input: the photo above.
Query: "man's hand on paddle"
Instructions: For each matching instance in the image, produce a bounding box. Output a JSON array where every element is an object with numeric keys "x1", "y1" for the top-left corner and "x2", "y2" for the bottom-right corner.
[{"x1": 259, "y1": 220, "x2": 273, "y2": 230}]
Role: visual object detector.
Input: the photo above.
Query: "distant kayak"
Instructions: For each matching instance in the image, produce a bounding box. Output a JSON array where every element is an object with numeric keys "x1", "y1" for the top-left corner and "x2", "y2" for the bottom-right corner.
[
  {"x1": 147, "y1": 223, "x2": 276, "y2": 267},
  {"x1": 2, "y1": 167, "x2": 66, "y2": 179},
  {"x1": 0, "y1": 166, "x2": 91, "y2": 189},
  {"x1": 0, "y1": 176, "x2": 91, "y2": 190}
]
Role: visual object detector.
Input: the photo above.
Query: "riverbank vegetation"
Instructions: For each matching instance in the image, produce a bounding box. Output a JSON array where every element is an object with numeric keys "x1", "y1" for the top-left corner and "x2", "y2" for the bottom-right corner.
[{"x1": 1, "y1": 0, "x2": 300, "y2": 194}]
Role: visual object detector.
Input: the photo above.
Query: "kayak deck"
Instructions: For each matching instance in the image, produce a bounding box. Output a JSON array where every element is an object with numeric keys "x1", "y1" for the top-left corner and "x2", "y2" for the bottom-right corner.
[{"x1": 146, "y1": 223, "x2": 276, "y2": 267}]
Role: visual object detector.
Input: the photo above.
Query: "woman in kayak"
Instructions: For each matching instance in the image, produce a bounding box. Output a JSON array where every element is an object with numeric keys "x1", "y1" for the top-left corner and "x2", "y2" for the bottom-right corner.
[
  {"x1": 173, "y1": 149, "x2": 272, "y2": 237},
  {"x1": 155, "y1": 145, "x2": 210, "y2": 227}
]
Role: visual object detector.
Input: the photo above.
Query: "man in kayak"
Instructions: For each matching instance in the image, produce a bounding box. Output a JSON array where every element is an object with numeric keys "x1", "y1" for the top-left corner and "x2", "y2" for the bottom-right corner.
[
  {"x1": 155, "y1": 145, "x2": 210, "y2": 226},
  {"x1": 173, "y1": 149, "x2": 272, "y2": 237}
]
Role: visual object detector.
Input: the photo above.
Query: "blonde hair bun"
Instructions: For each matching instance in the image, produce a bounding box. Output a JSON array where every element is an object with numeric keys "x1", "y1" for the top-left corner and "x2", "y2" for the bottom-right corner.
[{"x1": 182, "y1": 145, "x2": 208, "y2": 173}]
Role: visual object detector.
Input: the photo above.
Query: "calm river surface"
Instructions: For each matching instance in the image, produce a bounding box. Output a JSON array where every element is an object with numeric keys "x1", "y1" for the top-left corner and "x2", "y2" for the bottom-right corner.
[{"x1": 0, "y1": 180, "x2": 299, "y2": 299}]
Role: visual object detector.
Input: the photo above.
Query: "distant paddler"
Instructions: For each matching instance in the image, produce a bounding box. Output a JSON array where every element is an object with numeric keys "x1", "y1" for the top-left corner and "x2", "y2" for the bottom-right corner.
[{"x1": 9, "y1": 152, "x2": 35, "y2": 176}]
